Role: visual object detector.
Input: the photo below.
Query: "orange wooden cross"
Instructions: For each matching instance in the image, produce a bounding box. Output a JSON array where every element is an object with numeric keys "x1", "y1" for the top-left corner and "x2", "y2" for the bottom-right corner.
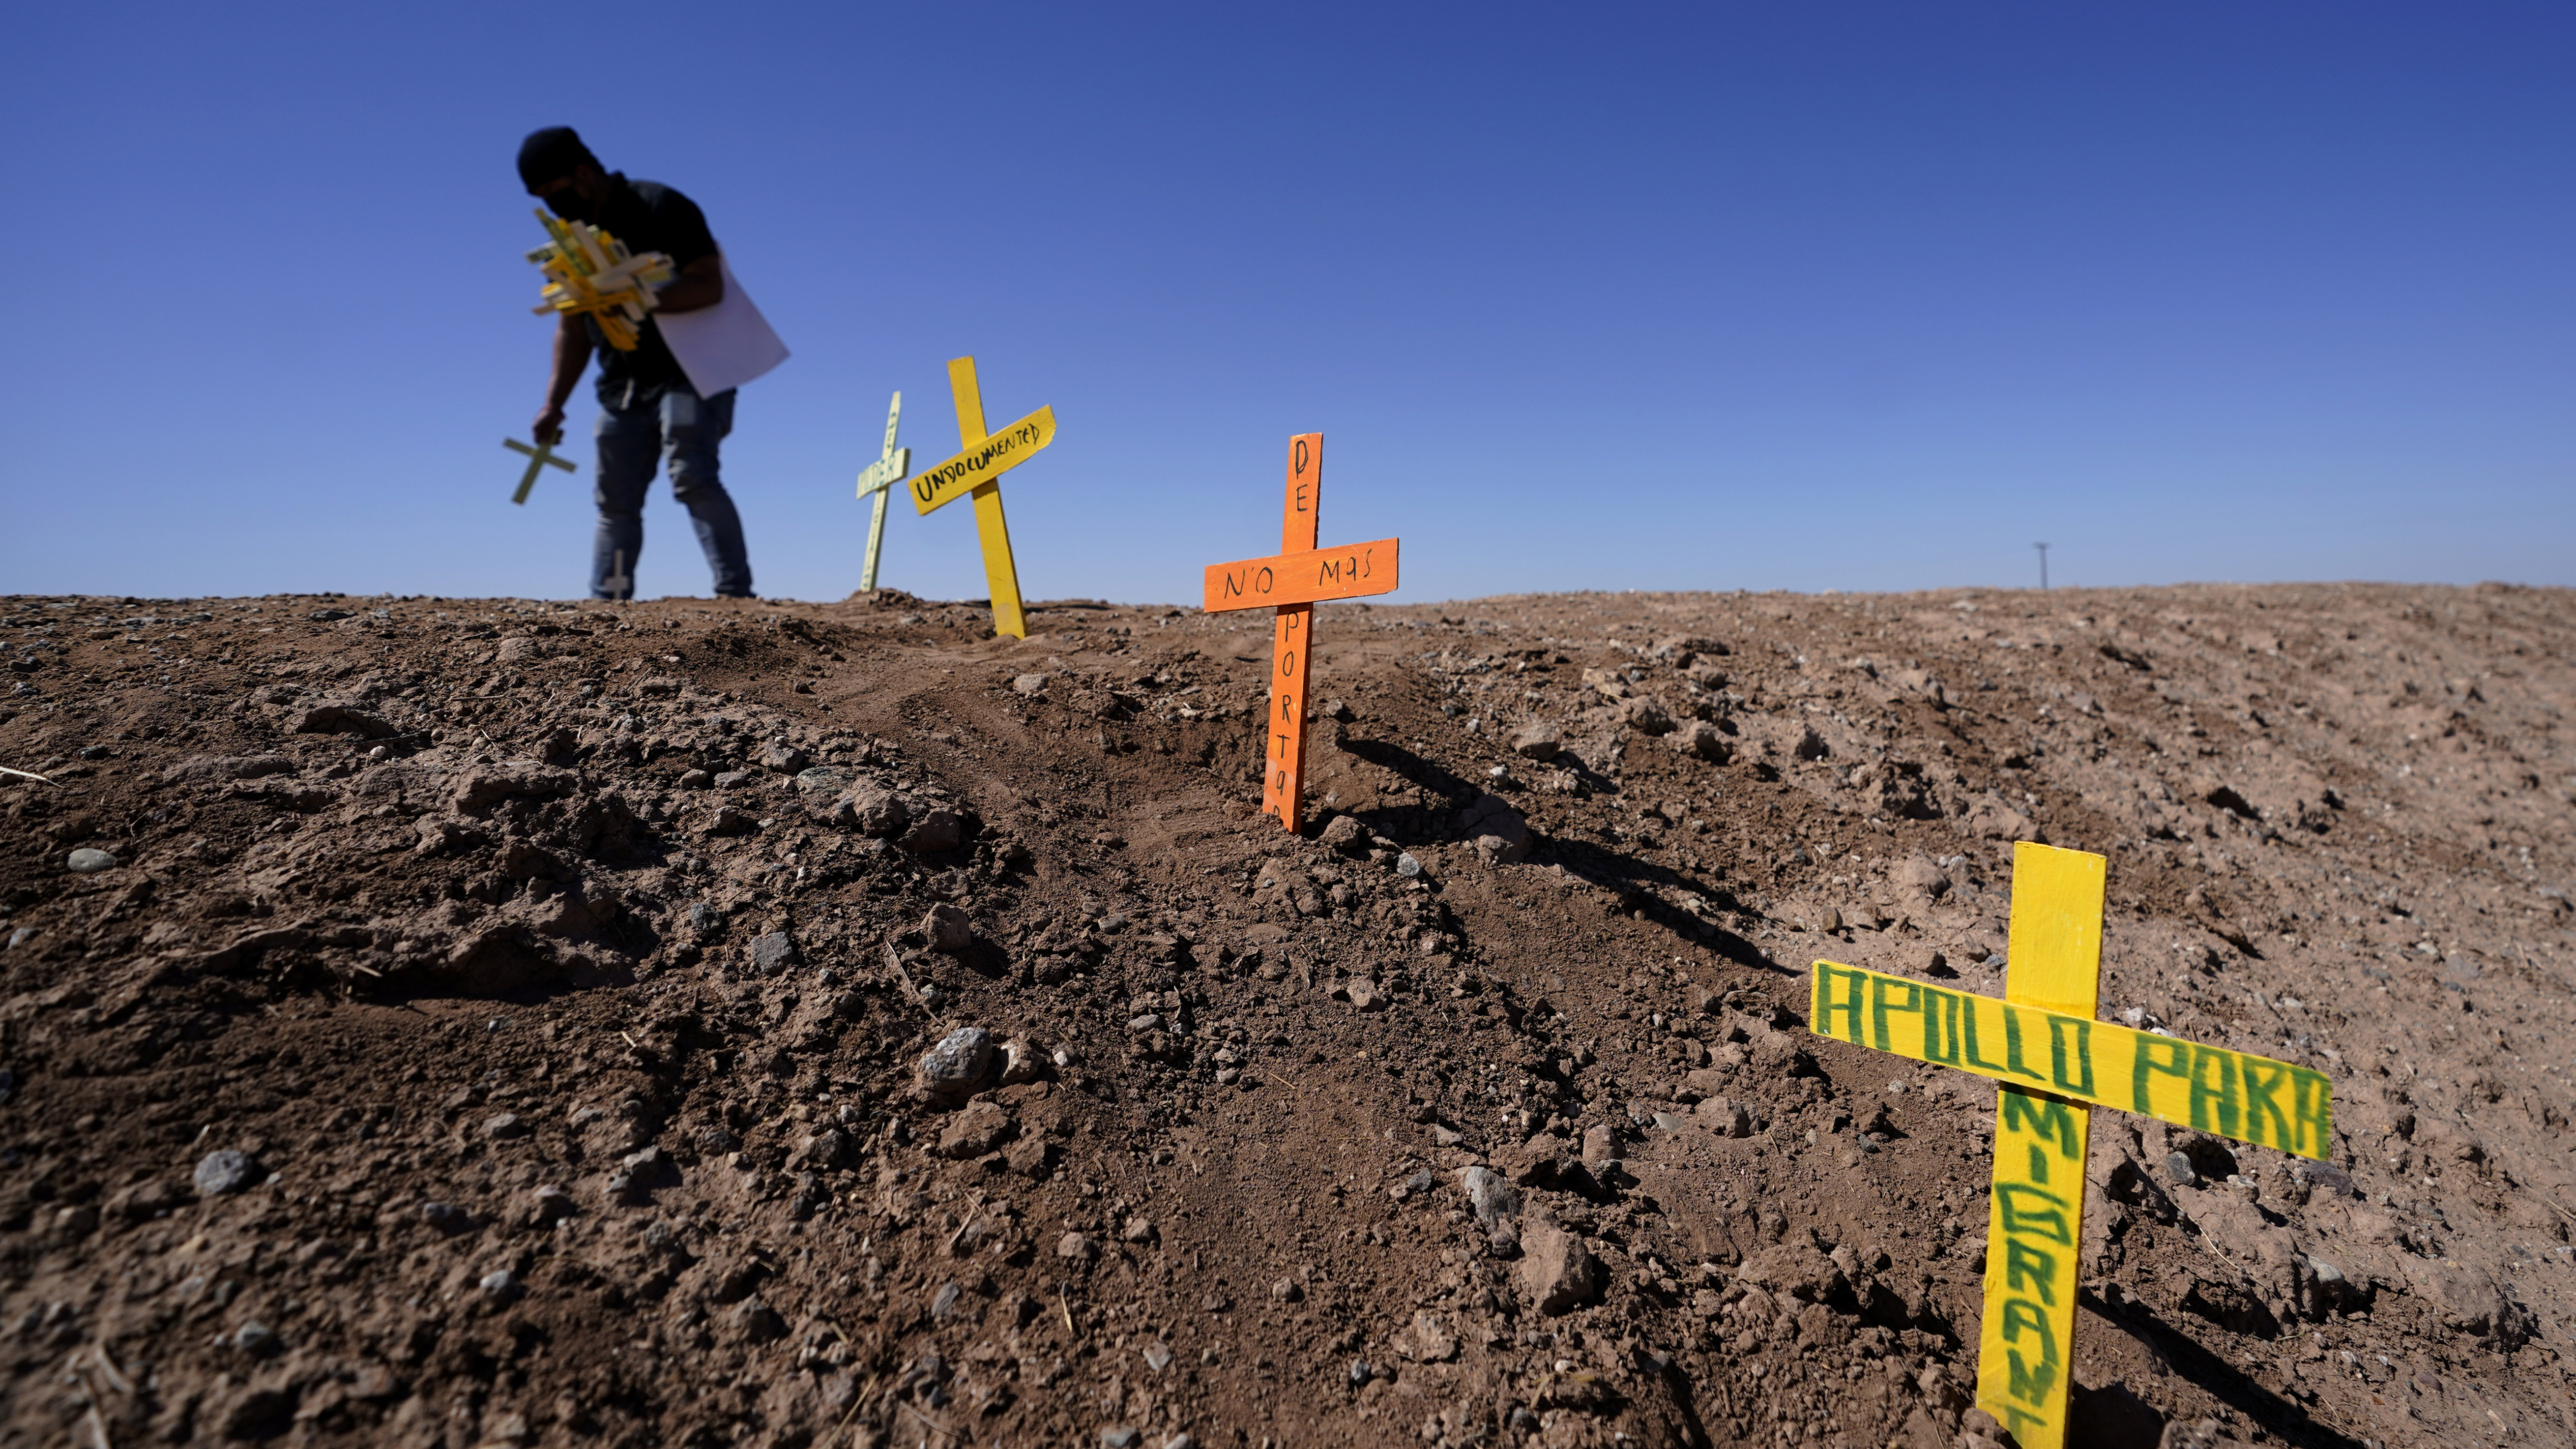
[{"x1": 1200, "y1": 434, "x2": 1400, "y2": 832}]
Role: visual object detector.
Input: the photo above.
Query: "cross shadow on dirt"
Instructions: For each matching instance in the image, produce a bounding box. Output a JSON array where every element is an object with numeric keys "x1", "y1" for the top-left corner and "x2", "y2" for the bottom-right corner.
[
  {"x1": 1333, "y1": 735, "x2": 1502, "y2": 825},
  {"x1": 1333, "y1": 736, "x2": 1784, "y2": 976},
  {"x1": 2081, "y1": 1289, "x2": 2370, "y2": 1449},
  {"x1": 2067, "y1": 1379, "x2": 2167, "y2": 1449},
  {"x1": 1536, "y1": 836, "x2": 1782, "y2": 976}
]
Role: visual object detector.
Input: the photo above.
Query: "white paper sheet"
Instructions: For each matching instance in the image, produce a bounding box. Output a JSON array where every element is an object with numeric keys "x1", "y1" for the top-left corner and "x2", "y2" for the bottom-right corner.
[{"x1": 655, "y1": 257, "x2": 790, "y2": 398}]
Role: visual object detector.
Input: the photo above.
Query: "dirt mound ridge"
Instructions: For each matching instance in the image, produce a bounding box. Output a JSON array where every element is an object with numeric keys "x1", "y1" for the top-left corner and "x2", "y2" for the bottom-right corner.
[{"x1": 1, "y1": 583, "x2": 2571, "y2": 1448}]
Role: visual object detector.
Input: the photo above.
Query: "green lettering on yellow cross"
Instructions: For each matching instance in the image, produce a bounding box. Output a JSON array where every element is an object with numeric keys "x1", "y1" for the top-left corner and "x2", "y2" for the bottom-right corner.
[{"x1": 1808, "y1": 842, "x2": 2335, "y2": 1449}]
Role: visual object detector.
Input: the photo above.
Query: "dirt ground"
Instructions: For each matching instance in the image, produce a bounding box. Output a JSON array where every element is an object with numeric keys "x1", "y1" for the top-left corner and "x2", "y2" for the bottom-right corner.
[{"x1": 1, "y1": 581, "x2": 2571, "y2": 1449}]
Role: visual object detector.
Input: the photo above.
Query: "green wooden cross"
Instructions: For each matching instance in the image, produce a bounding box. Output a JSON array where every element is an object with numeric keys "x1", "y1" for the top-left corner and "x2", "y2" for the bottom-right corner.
[
  {"x1": 601, "y1": 548, "x2": 632, "y2": 601},
  {"x1": 505, "y1": 434, "x2": 576, "y2": 505},
  {"x1": 852, "y1": 391, "x2": 911, "y2": 592}
]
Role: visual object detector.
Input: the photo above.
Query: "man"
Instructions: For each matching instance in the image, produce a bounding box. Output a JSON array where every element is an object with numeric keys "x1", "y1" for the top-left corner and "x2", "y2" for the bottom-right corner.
[{"x1": 520, "y1": 126, "x2": 754, "y2": 599}]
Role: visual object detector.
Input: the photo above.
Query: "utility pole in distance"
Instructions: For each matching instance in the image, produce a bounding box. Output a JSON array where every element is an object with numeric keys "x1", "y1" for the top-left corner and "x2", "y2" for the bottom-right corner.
[{"x1": 2034, "y1": 542, "x2": 2050, "y2": 590}]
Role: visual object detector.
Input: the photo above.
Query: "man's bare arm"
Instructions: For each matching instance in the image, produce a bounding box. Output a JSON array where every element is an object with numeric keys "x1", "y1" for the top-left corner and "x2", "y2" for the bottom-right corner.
[
  {"x1": 652, "y1": 253, "x2": 725, "y2": 316},
  {"x1": 533, "y1": 313, "x2": 595, "y2": 444}
]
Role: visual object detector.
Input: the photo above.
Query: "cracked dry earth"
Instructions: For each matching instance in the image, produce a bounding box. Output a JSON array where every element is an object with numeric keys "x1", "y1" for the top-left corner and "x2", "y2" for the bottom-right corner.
[{"x1": 1, "y1": 582, "x2": 2573, "y2": 1449}]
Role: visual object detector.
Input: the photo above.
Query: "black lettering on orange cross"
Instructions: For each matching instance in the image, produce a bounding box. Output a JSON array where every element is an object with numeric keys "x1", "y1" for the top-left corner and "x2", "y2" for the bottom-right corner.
[{"x1": 1200, "y1": 434, "x2": 1402, "y2": 832}]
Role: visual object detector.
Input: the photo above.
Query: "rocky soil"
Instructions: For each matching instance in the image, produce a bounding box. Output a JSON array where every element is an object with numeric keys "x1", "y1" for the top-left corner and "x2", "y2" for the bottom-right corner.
[{"x1": 1, "y1": 581, "x2": 2572, "y2": 1449}]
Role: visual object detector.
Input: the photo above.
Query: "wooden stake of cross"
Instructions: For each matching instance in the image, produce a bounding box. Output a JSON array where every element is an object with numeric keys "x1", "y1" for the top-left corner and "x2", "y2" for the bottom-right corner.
[
  {"x1": 909, "y1": 357, "x2": 1056, "y2": 639},
  {"x1": 600, "y1": 549, "x2": 632, "y2": 601},
  {"x1": 1200, "y1": 434, "x2": 1401, "y2": 832},
  {"x1": 504, "y1": 435, "x2": 576, "y2": 505},
  {"x1": 1809, "y1": 842, "x2": 2336, "y2": 1449},
  {"x1": 853, "y1": 390, "x2": 911, "y2": 592}
]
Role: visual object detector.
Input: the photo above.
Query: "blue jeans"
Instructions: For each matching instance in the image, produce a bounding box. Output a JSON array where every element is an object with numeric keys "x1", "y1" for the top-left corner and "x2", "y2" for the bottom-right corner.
[{"x1": 593, "y1": 385, "x2": 753, "y2": 599}]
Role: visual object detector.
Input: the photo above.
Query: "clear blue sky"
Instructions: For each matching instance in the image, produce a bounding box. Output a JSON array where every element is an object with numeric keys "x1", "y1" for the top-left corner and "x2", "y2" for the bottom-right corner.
[{"x1": 3, "y1": 2, "x2": 2568, "y2": 604}]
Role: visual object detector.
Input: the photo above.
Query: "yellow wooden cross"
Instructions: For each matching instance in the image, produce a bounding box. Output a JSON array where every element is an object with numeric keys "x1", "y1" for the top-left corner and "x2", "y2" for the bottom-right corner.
[
  {"x1": 1199, "y1": 434, "x2": 1401, "y2": 832},
  {"x1": 853, "y1": 390, "x2": 911, "y2": 592},
  {"x1": 504, "y1": 435, "x2": 576, "y2": 505},
  {"x1": 908, "y1": 357, "x2": 1056, "y2": 639},
  {"x1": 1809, "y1": 842, "x2": 2334, "y2": 1449}
]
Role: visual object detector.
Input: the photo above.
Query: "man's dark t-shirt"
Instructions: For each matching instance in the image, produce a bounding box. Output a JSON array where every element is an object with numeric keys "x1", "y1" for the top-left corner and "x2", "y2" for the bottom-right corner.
[{"x1": 584, "y1": 173, "x2": 718, "y2": 403}]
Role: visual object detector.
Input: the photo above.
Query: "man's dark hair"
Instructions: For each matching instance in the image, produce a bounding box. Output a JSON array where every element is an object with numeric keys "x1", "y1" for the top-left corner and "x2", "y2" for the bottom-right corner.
[{"x1": 517, "y1": 126, "x2": 600, "y2": 189}]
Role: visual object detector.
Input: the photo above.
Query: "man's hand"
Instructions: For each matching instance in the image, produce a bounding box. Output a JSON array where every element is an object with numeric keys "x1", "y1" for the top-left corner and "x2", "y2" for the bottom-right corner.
[
  {"x1": 651, "y1": 253, "x2": 726, "y2": 316},
  {"x1": 539, "y1": 312, "x2": 593, "y2": 442}
]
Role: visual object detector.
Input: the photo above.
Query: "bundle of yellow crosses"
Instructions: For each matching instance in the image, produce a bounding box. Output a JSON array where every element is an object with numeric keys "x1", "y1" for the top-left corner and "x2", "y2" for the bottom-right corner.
[{"x1": 524, "y1": 209, "x2": 673, "y2": 352}]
